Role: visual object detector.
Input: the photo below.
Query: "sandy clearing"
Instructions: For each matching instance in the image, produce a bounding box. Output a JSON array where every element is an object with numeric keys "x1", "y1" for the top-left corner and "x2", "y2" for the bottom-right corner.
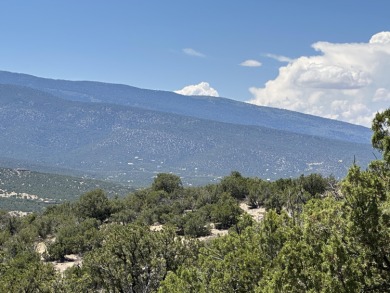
[
  {"x1": 53, "y1": 254, "x2": 83, "y2": 274},
  {"x1": 240, "y1": 203, "x2": 265, "y2": 222}
]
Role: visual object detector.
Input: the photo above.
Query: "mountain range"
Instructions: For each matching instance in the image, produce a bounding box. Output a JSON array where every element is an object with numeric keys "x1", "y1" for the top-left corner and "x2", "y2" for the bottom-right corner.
[{"x1": 0, "y1": 70, "x2": 375, "y2": 186}]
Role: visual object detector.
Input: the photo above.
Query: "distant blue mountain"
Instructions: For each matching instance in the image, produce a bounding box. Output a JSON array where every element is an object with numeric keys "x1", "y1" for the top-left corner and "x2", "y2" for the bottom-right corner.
[
  {"x1": 0, "y1": 70, "x2": 371, "y2": 144},
  {"x1": 0, "y1": 82, "x2": 375, "y2": 186}
]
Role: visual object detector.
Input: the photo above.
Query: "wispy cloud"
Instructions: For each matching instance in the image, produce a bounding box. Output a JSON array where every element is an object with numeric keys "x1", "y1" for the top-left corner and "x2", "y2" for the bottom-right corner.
[
  {"x1": 264, "y1": 53, "x2": 293, "y2": 63},
  {"x1": 240, "y1": 59, "x2": 262, "y2": 67},
  {"x1": 248, "y1": 31, "x2": 390, "y2": 127},
  {"x1": 182, "y1": 48, "x2": 205, "y2": 58},
  {"x1": 175, "y1": 82, "x2": 219, "y2": 97}
]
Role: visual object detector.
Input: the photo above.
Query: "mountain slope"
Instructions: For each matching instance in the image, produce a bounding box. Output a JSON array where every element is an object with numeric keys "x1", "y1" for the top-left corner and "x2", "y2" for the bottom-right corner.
[
  {"x1": 0, "y1": 84, "x2": 374, "y2": 186},
  {"x1": 0, "y1": 70, "x2": 371, "y2": 144}
]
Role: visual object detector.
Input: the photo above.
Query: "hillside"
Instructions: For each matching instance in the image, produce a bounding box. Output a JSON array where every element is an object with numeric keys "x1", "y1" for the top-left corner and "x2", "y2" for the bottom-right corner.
[
  {"x1": 0, "y1": 167, "x2": 133, "y2": 211},
  {"x1": 0, "y1": 84, "x2": 374, "y2": 186},
  {"x1": 0, "y1": 70, "x2": 371, "y2": 144}
]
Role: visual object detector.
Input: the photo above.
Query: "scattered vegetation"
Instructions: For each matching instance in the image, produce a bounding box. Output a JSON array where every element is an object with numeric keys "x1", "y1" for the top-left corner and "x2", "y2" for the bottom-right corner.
[
  {"x1": 0, "y1": 167, "x2": 133, "y2": 211},
  {"x1": 0, "y1": 108, "x2": 388, "y2": 292}
]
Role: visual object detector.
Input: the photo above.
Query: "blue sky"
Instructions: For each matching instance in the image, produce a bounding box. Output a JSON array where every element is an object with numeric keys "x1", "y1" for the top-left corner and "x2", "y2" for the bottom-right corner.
[{"x1": 0, "y1": 1, "x2": 389, "y2": 126}]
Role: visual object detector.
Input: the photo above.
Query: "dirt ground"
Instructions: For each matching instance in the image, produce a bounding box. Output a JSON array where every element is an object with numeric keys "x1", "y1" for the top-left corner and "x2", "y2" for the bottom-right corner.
[
  {"x1": 239, "y1": 202, "x2": 266, "y2": 222},
  {"x1": 53, "y1": 254, "x2": 83, "y2": 274},
  {"x1": 35, "y1": 240, "x2": 82, "y2": 274},
  {"x1": 199, "y1": 202, "x2": 265, "y2": 241}
]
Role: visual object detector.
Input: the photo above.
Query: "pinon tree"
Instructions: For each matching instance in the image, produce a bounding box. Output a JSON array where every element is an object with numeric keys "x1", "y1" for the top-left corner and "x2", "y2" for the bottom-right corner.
[
  {"x1": 339, "y1": 108, "x2": 390, "y2": 291},
  {"x1": 76, "y1": 189, "x2": 111, "y2": 222},
  {"x1": 372, "y1": 108, "x2": 390, "y2": 164},
  {"x1": 152, "y1": 173, "x2": 183, "y2": 194},
  {"x1": 80, "y1": 224, "x2": 200, "y2": 293}
]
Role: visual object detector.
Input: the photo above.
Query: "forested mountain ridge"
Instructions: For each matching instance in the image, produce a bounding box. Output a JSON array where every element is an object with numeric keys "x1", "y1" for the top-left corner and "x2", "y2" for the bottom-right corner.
[
  {"x1": 0, "y1": 84, "x2": 374, "y2": 186},
  {"x1": 0, "y1": 70, "x2": 371, "y2": 144}
]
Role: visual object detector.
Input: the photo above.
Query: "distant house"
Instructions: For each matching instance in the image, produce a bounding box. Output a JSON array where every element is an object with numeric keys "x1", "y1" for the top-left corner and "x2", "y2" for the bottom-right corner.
[{"x1": 15, "y1": 168, "x2": 30, "y2": 174}]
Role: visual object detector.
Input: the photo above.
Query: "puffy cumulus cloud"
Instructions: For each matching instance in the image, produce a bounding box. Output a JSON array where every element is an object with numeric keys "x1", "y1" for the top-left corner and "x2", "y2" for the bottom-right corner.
[
  {"x1": 248, "y1": 32, "x2": 390, "y2": 126},
  {"x1": 175, "y1": 82, "x2": 219, "y2": 97},
  {"x1": 182, "y1": 48, "x2": 205, "y2": 57},
  {"x1": 240, "y1": 59, "x2": 262, "y2": 67},
  {"x1": 296, "y1": 63, "x2": 371, "y2": 89},
  {"x1": 370, "y1": 31, "x2": 390, "y2": 44}
]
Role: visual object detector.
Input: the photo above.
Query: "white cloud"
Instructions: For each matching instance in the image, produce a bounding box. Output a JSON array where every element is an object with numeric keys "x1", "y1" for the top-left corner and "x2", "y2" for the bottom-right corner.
[
  {"x1": 175, "y1": 82, "x2": 219, "y2": 97},
  {"x1": 264, "y1": 53, "x2": 293, "y2": 63},
  {"x1": 248, "y1": 32, "x2": 390, "y2": 127},
  {"x1": 182, "y1": 48, "x2": 205, "y2": 58},
  {"x1": 240, "y1": 59, "x2": 262, "y2": 67},
  {"x1": 373, "y1": 88, "x2": 390, "y2": 102},
  {"x1": 296, "y1": 63, "x2": 371, "y2": 89},
  {"x1": 370, "y1": 31, "x2": 390, "y2": 44}
]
